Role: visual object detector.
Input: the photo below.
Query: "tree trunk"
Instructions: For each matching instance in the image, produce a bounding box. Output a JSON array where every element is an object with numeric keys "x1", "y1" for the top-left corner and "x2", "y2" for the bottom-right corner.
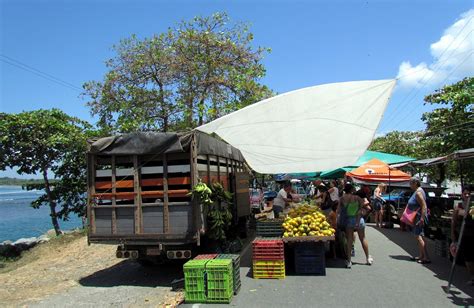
[
  {"x1": 43, "y1": 170, "x2": 61, "y2": 236},
  {"x1": 436, "y1": 164, "x2": 446, "y2": 188}
]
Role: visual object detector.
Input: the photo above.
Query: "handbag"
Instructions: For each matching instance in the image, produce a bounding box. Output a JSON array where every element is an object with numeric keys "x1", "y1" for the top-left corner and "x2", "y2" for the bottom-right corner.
[{"x1": 401, "y1": 204, "x2": 420, "y2": 226}]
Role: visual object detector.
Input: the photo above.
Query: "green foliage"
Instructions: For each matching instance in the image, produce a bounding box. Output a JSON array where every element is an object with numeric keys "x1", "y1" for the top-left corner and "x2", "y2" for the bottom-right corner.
[
  {"x1": 369, "y1": 131, "x2": 424, "y2": 158},
  {"x1": 422, "y1": 77, "x2": 474, "y2": 155},
  {"x1": 189, "y1": 181, "x2": 233, "y2": 242},
  {"x1": 370, "y1": 77, "x2": 474, "y2": 184},
  {"x1": 0, "y1": 109, "x2": 92, "y2": 234},
  {"x1": 83, "y1": 12, "x2": 273, "y2": 133}
]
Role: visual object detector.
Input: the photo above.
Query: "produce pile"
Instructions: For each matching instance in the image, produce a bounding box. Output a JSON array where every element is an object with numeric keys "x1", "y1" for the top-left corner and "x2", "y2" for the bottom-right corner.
[{"x1": 282, "y1": 205, "x2": 335, "y2": 238}]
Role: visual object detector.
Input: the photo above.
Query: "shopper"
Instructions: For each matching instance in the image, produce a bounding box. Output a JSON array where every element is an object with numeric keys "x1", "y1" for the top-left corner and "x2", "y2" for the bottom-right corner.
[
  {"x1": 338, "y1": 183, "x2": 373, "y2": 268},
  {"x1": 450, "y1": 185, "x2": 474, "y2": 284},
  {"x1": 408, "y1": 177, "x2": 431, "y2": 264},
  {"x1": 373, "y1": 183, "x2": 387, "y2": 228},
  {"x1": 328, "y1": 202, "x2": 338, "y2": 259},
  {"x1": 273, "y1": 182, "x2": 292, "y2": 218},
  {"x1": 328, "y1": 180, "x2": 340, "y2": 206}
]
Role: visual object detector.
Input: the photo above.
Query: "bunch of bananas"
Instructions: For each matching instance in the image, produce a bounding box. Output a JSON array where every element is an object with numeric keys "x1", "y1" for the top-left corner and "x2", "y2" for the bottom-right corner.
[
  {"x1": 189, "y1": 181, "x2": 213, "y2": 206},
  {"x1": 282, "y1": 208, "x2": 335, "y2": 238}
]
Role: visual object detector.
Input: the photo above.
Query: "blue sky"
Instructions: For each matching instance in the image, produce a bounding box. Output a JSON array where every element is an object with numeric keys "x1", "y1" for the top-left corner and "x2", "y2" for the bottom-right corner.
[{"x1": 1, "y1": 0, "x2": 473, "y2": 178}]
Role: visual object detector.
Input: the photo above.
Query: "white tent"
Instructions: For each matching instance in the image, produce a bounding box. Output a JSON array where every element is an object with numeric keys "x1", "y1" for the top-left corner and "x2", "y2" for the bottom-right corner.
[{"x1": 196, "y1": 79, "x2": 396, "y2": 174}]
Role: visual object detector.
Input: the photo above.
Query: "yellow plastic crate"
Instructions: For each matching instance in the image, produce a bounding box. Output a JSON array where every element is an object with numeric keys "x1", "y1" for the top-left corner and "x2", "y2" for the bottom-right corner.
[{"x1": 252, "y1": 260, "x2": 285, "y2": 279}]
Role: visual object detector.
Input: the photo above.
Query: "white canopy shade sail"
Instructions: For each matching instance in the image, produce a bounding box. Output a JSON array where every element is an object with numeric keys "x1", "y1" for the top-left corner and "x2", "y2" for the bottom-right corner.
[{"x1": 196, "y1": 79, "x2": 397, "y2": 174}]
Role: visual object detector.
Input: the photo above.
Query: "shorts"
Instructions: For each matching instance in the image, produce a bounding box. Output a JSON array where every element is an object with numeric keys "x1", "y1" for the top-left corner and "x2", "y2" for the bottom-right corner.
[
  {"x1": 273, "y1": 206, "x2": 283, "y2": 218},
  {"x1": 342, "y1": 217, "x2": 364, "y2": 229},
  {"x1": 412, "y1": 224, "x2": 424, "y2": 236}
]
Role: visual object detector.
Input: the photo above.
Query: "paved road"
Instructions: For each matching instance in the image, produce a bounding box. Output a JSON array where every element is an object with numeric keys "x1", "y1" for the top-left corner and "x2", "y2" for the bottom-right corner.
[
  {"x1": 184, "y1": 225, "x2": 474, "y2": 308},
  {"x1": 29, "y1": 259, "x2": 184, "y2": 307}
]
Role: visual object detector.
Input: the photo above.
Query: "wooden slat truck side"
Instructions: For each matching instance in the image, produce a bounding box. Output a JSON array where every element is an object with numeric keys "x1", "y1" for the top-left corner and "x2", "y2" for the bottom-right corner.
[{"x1": 86, "y1": 131, "x2": 250, "y2": 262}]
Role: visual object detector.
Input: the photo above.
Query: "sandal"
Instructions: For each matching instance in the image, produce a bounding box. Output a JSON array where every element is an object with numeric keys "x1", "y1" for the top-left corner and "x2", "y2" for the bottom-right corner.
[
  {"x1": 410, "y1": 256, "x2": 420, "y2": 261},
  {"x1": 417, "y1": 259, "x2": 431, "y2": 264}
]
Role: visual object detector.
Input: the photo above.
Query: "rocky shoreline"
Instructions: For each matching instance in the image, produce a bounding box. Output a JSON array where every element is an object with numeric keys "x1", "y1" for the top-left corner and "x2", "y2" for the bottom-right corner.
[
  {"x1": 0, "y1": 229, "x2": 83, "y2": 258},
  {"x1": 0, "y1": 235, "x2": 51, "y2": 258}
]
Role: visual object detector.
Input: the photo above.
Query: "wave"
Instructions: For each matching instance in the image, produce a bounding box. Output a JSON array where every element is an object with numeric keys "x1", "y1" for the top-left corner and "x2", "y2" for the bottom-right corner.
[{"x1": 0, "y1": 198, "x2": 15, "y2": 202}]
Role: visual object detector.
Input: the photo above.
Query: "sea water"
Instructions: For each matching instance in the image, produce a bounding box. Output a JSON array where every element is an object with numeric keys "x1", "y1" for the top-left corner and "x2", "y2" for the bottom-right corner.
[{"x1": 0, "y1": 185, "x2": 83, "y2": 242}]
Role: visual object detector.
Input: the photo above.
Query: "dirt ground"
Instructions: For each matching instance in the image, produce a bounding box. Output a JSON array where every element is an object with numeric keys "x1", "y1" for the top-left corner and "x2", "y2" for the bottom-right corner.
[{"x1": 0, "y1": 233, "x2": 183, "y2": 307}]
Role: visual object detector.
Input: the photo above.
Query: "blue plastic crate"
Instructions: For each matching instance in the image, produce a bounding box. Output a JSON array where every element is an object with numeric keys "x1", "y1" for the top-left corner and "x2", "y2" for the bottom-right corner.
[
  {"x1": 294, "y1": 254, "x2": 326, "y2": 275},
  {"x1": 294, "y1": 242, "x2": 325, "y2": 258}
]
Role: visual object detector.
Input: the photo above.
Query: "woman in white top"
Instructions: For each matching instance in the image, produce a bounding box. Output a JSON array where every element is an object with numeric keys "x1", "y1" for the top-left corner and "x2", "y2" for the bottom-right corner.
[{"x1": 328, "y1": 180, "x2": 340, "y2": 204}]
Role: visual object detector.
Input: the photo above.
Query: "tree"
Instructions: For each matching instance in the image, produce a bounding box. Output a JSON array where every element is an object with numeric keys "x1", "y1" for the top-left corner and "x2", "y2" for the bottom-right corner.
[
  {"x1": 421, "y1": 77, "x2": 474, "y2": 184},
  {"x1": 0, "y1": 109, "x2": 91, "y2": 235},
  {"x1": 83, "y1": 12, "x2": 273, "y2": 133},
  {"x1": 370, "y1": 77, "x2": 474, "y2": 185},
  {"x1": 422, "y1": 77, "x2": 474, "y2": 154},
  {"x1": 369, "y1": 131, "x2": 424, "y2": 159}
]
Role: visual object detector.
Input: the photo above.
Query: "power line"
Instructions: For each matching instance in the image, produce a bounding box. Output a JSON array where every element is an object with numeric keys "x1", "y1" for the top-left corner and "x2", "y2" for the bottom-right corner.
[
  {"x1": 384, "y1": 16, "x2": 473, "y2": 125},
  {"x1": 396, "y1": 51, "x2": 473, "y2": 131},
  {"x1": 383, "y1": 50, "x2": 473, "y2": 132},
  {"x1": 0, "y1": 54, "x2": 83, "y2": 92}
]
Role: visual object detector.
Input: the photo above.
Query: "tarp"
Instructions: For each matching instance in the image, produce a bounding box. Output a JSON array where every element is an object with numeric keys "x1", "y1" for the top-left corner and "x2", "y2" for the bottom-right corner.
[
  {"x1": 321, "y1": 150, "x2": 415, "y2": 178},
  {"x1": 196, "y1": 79, "x2": 397, "y2": 174},
  {"x1": 355, "y1": 150, "x2": 415, "y2": 166},
  {"x1": 346, "y1": 158, "x2": 411, "y2": 182},
  {"x1": 87, "y1": 131, "x2": 245, "y2": 162},
  {"x1": 320, "y1": 167, "x2": 353, "y2": 179}
]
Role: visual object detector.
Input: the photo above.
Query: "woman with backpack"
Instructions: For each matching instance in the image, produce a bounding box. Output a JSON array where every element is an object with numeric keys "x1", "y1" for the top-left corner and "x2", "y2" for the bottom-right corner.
[{"x1": 338, "y1": 183, "x2": 373, "y2": 268}]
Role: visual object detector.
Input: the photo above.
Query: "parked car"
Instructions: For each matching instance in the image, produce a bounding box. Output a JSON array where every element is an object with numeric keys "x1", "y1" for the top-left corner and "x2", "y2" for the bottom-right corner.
[{"x1": 381, "y1": 188, "x2": 412, "y2": 210}]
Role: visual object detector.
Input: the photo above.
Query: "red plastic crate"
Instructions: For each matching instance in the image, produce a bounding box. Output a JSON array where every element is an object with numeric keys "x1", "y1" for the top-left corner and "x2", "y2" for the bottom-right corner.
[
  {"x1": 252, "y1": 239, "x2": 284, "y2": 260},
  {"x1": 193, "y1": 254, "x2": 218, "y2": 260}
]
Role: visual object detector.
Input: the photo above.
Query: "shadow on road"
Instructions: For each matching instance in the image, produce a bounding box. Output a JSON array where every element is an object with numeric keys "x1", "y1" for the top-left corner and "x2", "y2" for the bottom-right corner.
[
  {"x1": 373, "y1": 225, "x2": 474, "y2": 304},
  {"x1": 79, "y1": 259, "x2": 183, "y2": 288}
]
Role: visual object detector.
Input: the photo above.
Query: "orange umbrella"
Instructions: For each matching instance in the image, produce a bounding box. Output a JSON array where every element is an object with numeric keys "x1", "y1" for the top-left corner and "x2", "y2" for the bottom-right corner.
[{"x1": 346, "y1": 158, "x2": 411, "y2": 182}]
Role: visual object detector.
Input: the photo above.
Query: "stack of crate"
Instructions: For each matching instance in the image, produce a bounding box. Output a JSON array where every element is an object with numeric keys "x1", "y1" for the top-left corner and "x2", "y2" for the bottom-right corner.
[
  {"x1": 256, "y1": 219, "x2": 284, "y2": 237},
  {"x1": 205, "y1": 259, "x2": 234, "y2": 303},
  {"x1": 252, "y1": 238, "x2": 285, "y2": 279},
  {"x1": 294, "y1": 242, "x2": 326, "y2": 275},
  {"x1": 183, "y1": 259, "x2": 208, "y2": 303},
  {"x1": 216, "y1": 254, "x2": 241, "y2": 295},
  {"x1": 194, "y1": 254, "x2": 218, "y2": 260}
]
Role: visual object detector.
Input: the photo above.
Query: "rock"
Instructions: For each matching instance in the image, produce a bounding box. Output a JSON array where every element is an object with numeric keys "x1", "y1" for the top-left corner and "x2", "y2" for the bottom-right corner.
[
  {"x1": 38, "y1": 235, "x2": 50, "y2": 243},
  {"x1": 13, "y1": 237, "x2": 38, "y2": 246},
  {"x1": 1, "y1": 240, "x2": 13, "y2": 246}
]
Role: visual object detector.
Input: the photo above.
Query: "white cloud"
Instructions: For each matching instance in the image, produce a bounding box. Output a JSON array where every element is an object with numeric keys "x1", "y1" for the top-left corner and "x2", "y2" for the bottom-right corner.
[{"x1": 397, "y1": 9, "x2": 474, "y2": 88}]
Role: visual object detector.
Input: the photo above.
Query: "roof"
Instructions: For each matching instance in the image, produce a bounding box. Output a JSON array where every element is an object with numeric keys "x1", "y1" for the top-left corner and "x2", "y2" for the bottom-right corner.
[
  {"x1": 354, "y1": 150, "x2": 416, "y2": 166},
  {"x1": 319, "y1": 150, "x2": 415, "y2": 178}
]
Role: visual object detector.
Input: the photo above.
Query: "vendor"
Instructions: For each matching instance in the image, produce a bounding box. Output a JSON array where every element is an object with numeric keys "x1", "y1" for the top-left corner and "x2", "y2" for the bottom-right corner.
[
  {"x1": 273, "y1": 182, "x2": 292, "y2": 218},
  {"x1": 255, "y1": 199, "x2": 275, "y2": 220},
  {"x1": 451, "y1": 185, "x2": 474, "y2": 285}
]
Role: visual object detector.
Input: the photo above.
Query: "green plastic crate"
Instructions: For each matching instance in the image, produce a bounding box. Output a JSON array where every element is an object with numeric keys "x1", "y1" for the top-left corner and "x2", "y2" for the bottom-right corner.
[
  {"x1": 216, "y1": 254, "x2": 241, "y2": 295},
  {"x1": 206, "y1": 259, "x2": 234, "y2": 303},
  {"x1": 184, "y1": 259, "x2": 208, "y2": 303}
]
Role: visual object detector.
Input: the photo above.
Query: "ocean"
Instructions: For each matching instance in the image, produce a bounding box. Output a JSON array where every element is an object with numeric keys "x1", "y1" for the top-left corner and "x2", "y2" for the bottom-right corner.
[{"x1": 0, "y1": 185, "x2": 83, "y2": 242}]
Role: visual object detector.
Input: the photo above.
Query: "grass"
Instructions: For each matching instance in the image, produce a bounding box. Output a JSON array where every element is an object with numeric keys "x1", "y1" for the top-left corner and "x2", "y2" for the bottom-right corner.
[{"x1": 0, "y1": 228, "x2": 87, "y2": 274}]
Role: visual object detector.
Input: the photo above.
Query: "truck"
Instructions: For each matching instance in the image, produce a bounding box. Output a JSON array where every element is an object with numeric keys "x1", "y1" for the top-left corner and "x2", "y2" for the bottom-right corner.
[{"x1": 86, "y1": 131, "x2": 250, "y2": 263}]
